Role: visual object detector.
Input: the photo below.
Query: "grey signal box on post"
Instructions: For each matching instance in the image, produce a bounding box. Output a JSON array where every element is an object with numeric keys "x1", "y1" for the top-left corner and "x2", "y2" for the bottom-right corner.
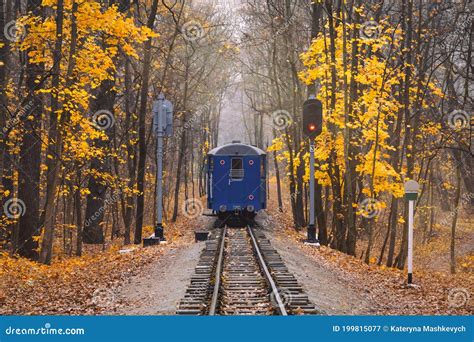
[
  {"x1": 404, "y1": 180, "x2": 420, "y2": 201},
  {"x1": 163, "y1": 99, "x2": 173, "y2": 136},
  {"x1": 153, "y1": 94, "x2": 173, "y2": 137},
  {"x1": 302, "y1": 98, "x2": 323, "y2": 139}
]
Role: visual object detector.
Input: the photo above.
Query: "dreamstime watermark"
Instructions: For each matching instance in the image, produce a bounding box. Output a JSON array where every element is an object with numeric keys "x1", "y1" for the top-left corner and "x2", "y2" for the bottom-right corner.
[
  {"x1": 5, "y1": 323, "x2": 85, "y2": 336},
  {"x1": 84, "y1": 189, "x2": 123, "y2": 228},
  {"x1": 3, "y1": 198, "x2": 26, "y2": 219},
  {"x1": 447, "y1": 287, "x2": 470, "y2": 308},
  {"x1": 3, "y1": 20, "x2": 26, "y2": 42},
  {"x1": 440, "y1": 192, "x2": 473, "y2": 227},
  {"x1": 181, "y1": 21, "x2": 205, "y2": 42},
  {"x1": 166, "y1": 104, "x2": 209, "y2": 151},
  {"x1": 471, "y1": 116, "x2": 474, "y2": 156},
  {"x1": 360, "y1": 20, "x2": 380, "y2": 40},
  {"x1": 91, "y1": 109, "x2": 115, "y2": 130},
  {"x1": 447, "y1": 109, "x2": 470, "y2": 129},
  {"x1": 358, "y1": 198, "x2": 382, "y2": 219},
  {"x1": 117, "y1": 1, "x2": 132, "y2": 12},
  {"x1": 182, "y1": 198, "x2": 204, "y2": 219},
  {"x1": 272, "y1": 15, "x2": 296, "y2": 41},
  {"x1": 271, "y1": 110, "x2": 292, "y2": 130},
  {"x1": 2, "y1": 97, "x2": 41, "y2": 137},
  {"x1": 453, "y1": 59, "x2": 467, "y2": 74},
  {"x1": 440, "y1": 12, "x2": 473, "y2": 51}
]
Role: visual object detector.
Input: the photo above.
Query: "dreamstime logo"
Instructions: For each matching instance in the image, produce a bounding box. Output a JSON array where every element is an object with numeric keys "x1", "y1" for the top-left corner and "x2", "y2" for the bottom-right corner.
[
  {"x1": 471, "y1": 116, "x2": 474, "y2": 156},
  {"x1": 270, "y1": 288, "x2": 292, "y2": 307},
  {"x1": 2, "y1": 97, "x2": 41, "y2": 137},
  {"x1": 166, "y1": 105, "x2": 208, "y2": 151},
  {"x1": 4, "y1": 322, "x2": 85, "y2": 336},
  {"x1": 360, "y1": 21, "x2": 380, "y2": 40},
  {"x1": 117, "y1": 1, "x2": 132, "y2": 12},
  {"x1": 84, "y1": 189, "x2": 123, "y2": 228},
  {"x1": 182, "y1": 198, "x2": 204, "y2": 219},
  {"x1": 91, "y1": 288, "x2": 115, "y2": 308},
  {"x1": 447, "y1": 287, "x2": 470, "y2": 308},
  {"x1": 447, "y1": 109, "x2": 470, "y2": 129},
  {"x1": 440, "y1": 192, "x2": 474, "y2": 227},
  {"x1": 359, "y1": 198, "x2": 382, "y2": 219},
  {"x1": 91, "y1": 110, "x2": 115, "y2": 130},
  {"x1": 3, "y1": 198, "x2": 26, "y2": 219},
  {"x1": 440, "y1": 12, "x2": 473, "y2": 51},
  {"x1": 181, "y1": 21, "x2": 205, "y2": 42},
  {"x1": 4, "y1": 20, "x2": 26, "y2": 42},
  {"x1": 271, "y1": 110, "x2": 292, "y2": 130},
  {"x1": 453, "y1": 60, "x2": 467, "y2": 74}
]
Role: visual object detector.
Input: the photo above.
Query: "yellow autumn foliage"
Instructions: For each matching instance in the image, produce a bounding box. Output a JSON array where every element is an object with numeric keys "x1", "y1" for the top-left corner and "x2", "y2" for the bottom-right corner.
[{"x1": 270, "y1": 17, "x2": 443, "y2": 213}]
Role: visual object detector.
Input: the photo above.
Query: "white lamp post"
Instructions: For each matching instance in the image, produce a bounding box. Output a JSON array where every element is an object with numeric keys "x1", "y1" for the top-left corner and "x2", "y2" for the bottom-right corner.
[{"x1": 404, "y1": 180, "x2": 420, "y2": 285}]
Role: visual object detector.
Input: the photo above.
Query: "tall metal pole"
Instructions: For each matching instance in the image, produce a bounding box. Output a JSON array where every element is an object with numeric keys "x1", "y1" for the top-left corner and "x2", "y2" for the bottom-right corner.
[
  {"x1": 308, "y1": 141, "x2": 317, "y2": 242},
  {"x1": 155, "y1": 94, "x2": 164, "y2": 240},
  {"x1": 407, "y1": 199, "x2": 414, "y2": 284},
  {"x1": 404, "y1": 179, "x2": 419, "y2": 285}
]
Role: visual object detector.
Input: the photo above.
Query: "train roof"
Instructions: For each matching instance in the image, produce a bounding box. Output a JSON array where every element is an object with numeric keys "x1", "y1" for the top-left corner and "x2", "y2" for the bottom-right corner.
[{"x1": 208, "y1": 141, "x2": 266, "y2": 156}]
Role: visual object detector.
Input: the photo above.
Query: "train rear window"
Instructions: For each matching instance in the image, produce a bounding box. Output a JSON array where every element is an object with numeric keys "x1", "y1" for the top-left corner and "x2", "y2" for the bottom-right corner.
[
  {"x1": 230, "y1": 158, "x2": 244, "y2": 180},
  {"x1": 232, "y1": 158, "x2": 243, "y2": 170}
]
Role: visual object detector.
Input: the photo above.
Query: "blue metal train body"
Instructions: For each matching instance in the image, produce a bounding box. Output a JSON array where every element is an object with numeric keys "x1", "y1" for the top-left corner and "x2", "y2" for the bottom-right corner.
[{"x1": 207, "y1": 141, "x2": 267, "y2": 220}]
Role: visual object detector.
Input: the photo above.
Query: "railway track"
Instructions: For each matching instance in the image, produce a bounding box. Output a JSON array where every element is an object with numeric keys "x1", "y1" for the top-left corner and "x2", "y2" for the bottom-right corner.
[{"x1": 177, "y1": 225, "x2": 322, "y2": 315}]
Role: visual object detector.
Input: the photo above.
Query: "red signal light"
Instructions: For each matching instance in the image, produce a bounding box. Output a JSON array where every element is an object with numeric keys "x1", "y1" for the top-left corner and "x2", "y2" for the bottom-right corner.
[{"x1": 302, "y1": 98, "x2": 322, "y2": 138}]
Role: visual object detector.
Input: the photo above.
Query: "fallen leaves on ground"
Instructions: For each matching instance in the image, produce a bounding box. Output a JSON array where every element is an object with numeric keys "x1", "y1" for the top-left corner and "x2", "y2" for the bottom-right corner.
[
  {"x1": 270, "y1": 209, "x2": 473, "y2": 315},
  {"x1": 0, "y1": 220, "x2": 195, "y2": 315}
]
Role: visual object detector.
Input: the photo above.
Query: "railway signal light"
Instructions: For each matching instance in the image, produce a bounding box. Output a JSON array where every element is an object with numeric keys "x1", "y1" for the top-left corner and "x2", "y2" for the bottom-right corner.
[
  {"x1": 144, "y1": 93, "x2": 173, "y2": 247},
  {"x1": 303, "y1": 96, "x2": 323, "y2": 246},
  {"x1": 302, "y1": 98, "x2": 322, "y2": 139}
]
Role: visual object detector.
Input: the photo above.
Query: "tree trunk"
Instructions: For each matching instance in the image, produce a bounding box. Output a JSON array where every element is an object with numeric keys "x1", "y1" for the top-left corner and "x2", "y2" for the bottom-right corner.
[
  {"x1": 272, "y1": 133, "x2": 283, "y2": 212},
  {"x1": 39, "y1": 0, "x2": 65, "y2": 264},
  {"x1": 122, "y1": 59, "x2": 136, "y2": 245},
  {"x1": 83, "y1": 78, "x2": 114, "y2": 244},
  {"x1": 0, "y1": 0, "x2": 9, "y2": 183},
  {"x1": 75, "y1": 170, "x2": 83, "y2": 256},
  {"x1": 17, "y1": 0, "x2": 44, "y2": 261},
  {"x1": 395, "y1": 0, "x2": 414, "y2": 270},
  {"x1": 134, "y1": 0, "x2": 159, "y2": 243},
  {"x1": 450, "y1": 157, "x2": 462, "y2": 274},
  {"x1": 171, "y1": 58, "x2": 191, "y2": 222}
]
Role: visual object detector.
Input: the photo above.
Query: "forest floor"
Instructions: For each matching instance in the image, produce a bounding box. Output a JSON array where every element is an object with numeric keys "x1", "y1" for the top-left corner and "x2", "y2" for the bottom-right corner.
[
  {"x1": 0, "y1": 198, "x2": 471, "y2": 315},
  {"x1": 261, "y1": 208, "x2": 473, "y2": 315},
  {"x1": 103, "y1": 217, "x2": 214, "y2": 315},
  {"x1": 259, "y1": 214, "x2": 374, "y2": 314},
  {"x1": 105, "y1": 240, "x2": 205, "y2": 315},
  {"x1": 0, "y1": 215, "x2": 211, "y2": 315}
]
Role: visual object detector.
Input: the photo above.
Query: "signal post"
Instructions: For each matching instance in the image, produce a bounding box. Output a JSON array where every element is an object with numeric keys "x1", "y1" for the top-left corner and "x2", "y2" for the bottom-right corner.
[
  {"x1": 144, "y1": 93, "x2": 173, "y2": 247},
  {"x1": 302, "y1": 96, "x2": 323, "y2": 244},
  {"x1": 404, "y1": 180, "x2": 420, "y2": 285}
]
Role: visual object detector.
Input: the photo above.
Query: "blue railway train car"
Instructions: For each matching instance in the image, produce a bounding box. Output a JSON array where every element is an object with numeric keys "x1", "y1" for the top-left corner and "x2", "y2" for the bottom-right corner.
[{"x1": 207, "y1": 141, "x2": 267, "y2": 223}]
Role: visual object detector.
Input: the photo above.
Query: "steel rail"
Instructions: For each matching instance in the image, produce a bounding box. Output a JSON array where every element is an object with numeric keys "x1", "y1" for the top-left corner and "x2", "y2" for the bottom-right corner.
[
  {"x1": 208, "y1": 226, "x2": 227, "y2": 315},
  {"x1": 247, "y1": 226, "x2": 288, "y2": 316}
]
